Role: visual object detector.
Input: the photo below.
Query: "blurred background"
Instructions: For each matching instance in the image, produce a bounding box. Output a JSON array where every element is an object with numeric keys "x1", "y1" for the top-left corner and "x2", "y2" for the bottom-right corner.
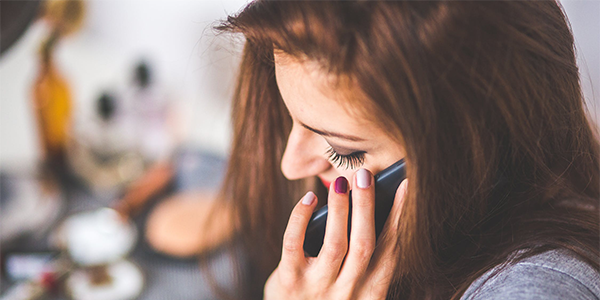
[
  {"x1": 0, "y1": 0, "x2": 598, "y2": 299},
  {"x1": 1, "y1": 0, "x2": 248, "y2": 168}
]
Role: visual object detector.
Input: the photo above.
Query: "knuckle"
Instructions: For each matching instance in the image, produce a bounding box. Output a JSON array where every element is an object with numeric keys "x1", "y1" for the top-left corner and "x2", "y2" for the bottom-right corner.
[
  {"x1": 353, "y1": 238, "x2": 375, "y2": 259},
  {"x1": 353, "y1": 195, "x2": 374, "y2": 209},
  {"x1": 282, "y1": 233, "x2": 302, "y2": 253},
  {"x1": 279, "y1": 271, "x2": 299, "y2": 290},
  {"x1": 324, "y1": 239, "x2": 348, "y2": 258},
  {"x1": 316, "y1": 290, "x2": 333, "y2": 300},
  {"x1": 288, "y1": 211, "x2": 305, "y2": 226},
  {"x1": 331, "y1": 284, "x2": 354, "y2": 300},
  {"x1": 328, "y1": 195, "x2": 349, "y2": 209}
]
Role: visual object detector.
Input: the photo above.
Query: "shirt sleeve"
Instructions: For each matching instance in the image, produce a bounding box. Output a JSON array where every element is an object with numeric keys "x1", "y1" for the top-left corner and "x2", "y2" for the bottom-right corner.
[{"x1": 461, "y1": 250, "x2": 600, "y2": 300}]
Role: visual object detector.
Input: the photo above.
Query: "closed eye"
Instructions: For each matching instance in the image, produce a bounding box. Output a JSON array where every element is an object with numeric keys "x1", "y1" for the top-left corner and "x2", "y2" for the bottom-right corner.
[{"x1": 325, "y1": 146, "x2": 366, "y2": 169}]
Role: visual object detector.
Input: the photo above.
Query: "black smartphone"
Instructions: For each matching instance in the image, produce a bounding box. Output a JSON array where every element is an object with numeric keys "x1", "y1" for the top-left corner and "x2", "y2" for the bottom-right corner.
[{"x1": 303, "y1": 159, "x2": 407, "y2": 257}]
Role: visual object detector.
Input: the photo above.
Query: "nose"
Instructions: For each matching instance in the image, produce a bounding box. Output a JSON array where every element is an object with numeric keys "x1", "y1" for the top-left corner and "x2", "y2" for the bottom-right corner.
[{"x1": 281, "y1": 124, "x2": 331, "y2": 180}]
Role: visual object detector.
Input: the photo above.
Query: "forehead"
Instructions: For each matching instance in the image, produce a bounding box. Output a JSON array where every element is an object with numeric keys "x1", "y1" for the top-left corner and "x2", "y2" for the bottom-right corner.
[{"x1": 273, "y1": 52, "x2": 373, "y2": 134}]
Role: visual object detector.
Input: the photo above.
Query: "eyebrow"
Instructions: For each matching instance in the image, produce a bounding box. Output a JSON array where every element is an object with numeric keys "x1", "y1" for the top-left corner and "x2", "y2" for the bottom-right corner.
[{"x1": 300, "y1": 122, "x2": 366, "y2": 142}]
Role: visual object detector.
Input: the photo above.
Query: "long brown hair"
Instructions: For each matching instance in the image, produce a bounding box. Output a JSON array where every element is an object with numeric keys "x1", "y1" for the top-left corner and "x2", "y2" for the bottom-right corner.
[{"x1": 214, "y1": 1, "x2": 600, "y2": 299}]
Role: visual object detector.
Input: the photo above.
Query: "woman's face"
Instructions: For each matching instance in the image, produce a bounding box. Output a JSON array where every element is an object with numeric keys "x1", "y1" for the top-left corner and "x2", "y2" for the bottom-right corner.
[{"x1": 275, "y1": 52, "x2": 405, "y2": 187}]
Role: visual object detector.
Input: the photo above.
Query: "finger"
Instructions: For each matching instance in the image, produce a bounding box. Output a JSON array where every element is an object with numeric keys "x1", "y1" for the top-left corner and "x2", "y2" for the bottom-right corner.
[
  {"x1": 338, "y1": 168, "x2": 376, "y2": 284},
  {"x1": 366, "y1": 179, "x2": 408, "y2": 291},
  {"x1": 280, "y1": 191, "x2": 318, "y2": 274},
  {"x1": 315, "y1": 176, "x2": 350, "y2": 281}
]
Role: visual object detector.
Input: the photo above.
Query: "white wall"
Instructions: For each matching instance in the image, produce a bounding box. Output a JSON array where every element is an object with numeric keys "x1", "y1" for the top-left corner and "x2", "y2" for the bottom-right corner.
[
  {"x1": 1, "y1": 0, "x2": 598, "y2": 168},
  {"x1": 560, "y1": 0, "x2": 600, "y2": 125}
]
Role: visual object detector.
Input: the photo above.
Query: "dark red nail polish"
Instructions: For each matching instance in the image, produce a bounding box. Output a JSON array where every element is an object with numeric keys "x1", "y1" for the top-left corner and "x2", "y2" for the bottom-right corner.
[{"x1": 334, "y1": 177, "x2": 348, "y2": 194}]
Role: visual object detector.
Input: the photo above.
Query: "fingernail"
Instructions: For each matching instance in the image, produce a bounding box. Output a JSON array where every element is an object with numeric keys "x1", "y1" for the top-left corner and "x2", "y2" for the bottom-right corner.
[
  {"x1": 334, "y1": 177, "x2": 348, "y2": 194},
  {"x1": 356, "y1": 169, "x2": 371, "y2": 189},
  {"x1": 302, "y1": 191, "x2": 316, "y2": 205}
]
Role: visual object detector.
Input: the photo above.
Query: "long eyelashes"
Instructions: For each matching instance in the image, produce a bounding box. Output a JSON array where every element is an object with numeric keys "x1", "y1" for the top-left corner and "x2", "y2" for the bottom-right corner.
[{"x1": 325, "y1": 146, "x2": 366, "y2": 169}]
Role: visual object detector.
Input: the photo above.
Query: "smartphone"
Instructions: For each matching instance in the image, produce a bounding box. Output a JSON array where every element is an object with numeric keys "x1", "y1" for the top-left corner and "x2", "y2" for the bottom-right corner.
[{"x1": 303, "y1": 159, "x2": 407, "y2": 257}]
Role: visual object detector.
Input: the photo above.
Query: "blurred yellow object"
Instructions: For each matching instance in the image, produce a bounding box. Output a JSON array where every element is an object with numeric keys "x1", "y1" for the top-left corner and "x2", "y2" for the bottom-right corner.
[
  {"x1": 43, "y1": 0, "x2": 85, "y2": 36},
  {"x1": 32, "y1": 32, "x2": 72, "y2": 162}
]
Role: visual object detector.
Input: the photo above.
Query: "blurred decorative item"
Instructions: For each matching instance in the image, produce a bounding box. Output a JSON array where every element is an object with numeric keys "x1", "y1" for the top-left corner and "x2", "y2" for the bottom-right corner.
[
  {"x1": 42, "y1": 0, "x2": 85, "y2": 36},
  {"x1": 67, "y1": 59, "x2": 178, "y2": 192},
  {"x1": 144, "y1": 150, "x2": 232, "y2": 257},
  {"x1": 0, "y1": 172, "x2": 63, "y2": 245},
  {"x1": 66, "y1": 260, "x2": 143, "y2": 300},
  {"x1": 0, "y1": 0, "x2": 42, "y2": 55},
  {"x1": 57, "y1": 208, "x2": 137, "y2": 265},
  {"x1": 32, "y1": 0, "x2": 85, "y2": 167},
  {"x1": 1, "y1": 208, "x2": 143, "y2": 300},
  {"x1": 4, "y1": 252, "x2": 59, "y2": 282},
  {"x1": 112, "y1": 161, "x2": 174, "y2": 219},
  {"x1": 67, "y1": 92, "x2": 145, "y2": 191},
  {"x1": 53, "y1": 208, "x2": 144, "y2": 300},
  {"x1": 0, "y1": 256, "x2": 71, "y2": 300},
  {"x1": 127, "y1": 60, "x2": 176, "y2": 163},
  {"x1": 32, "y1": 31, "x2": 73, "y2": 166},
  {"x1": 145, "y1": 191, "x2": 234, "y2": 257}
]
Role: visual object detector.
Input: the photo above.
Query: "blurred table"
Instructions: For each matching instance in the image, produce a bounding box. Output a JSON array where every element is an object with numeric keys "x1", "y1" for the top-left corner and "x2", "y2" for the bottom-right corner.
[{"x1": 0, "y1": 149, "x2": 237, "y2": 300}]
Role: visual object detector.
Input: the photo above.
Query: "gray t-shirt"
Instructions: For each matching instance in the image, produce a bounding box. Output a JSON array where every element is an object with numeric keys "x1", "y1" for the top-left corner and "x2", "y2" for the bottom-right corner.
[{"x1": 461, "y1": 249, "x2": 600, "y2": 300}]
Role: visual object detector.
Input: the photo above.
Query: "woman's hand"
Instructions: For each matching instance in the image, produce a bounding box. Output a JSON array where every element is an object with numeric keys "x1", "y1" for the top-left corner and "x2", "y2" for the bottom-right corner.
[{"x1": 264, "y1": 169, "x2": 408, "y2": 300}]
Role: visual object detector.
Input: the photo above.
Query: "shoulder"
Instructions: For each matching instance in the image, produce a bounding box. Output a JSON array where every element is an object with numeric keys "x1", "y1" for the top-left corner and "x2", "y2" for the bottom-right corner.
[{"x1": 461, "y1": 249, "x2": 600, "y2": 300}]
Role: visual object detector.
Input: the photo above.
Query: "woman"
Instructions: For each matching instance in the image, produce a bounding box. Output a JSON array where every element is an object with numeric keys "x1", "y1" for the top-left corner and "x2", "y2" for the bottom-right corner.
[{"x1": 212, "y1": 1, "x2": 600, "y2": 299}]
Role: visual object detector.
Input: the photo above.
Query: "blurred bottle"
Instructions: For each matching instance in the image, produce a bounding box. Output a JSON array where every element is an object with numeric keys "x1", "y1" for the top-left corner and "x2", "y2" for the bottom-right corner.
[
  {"x1": 67, "y1": 92, "x2": 144, "y2": 192},
  {"x1": 127, "y1": 61, "x2": 175, "y2": 163},
  {"x1": 90, "y1": 92, "x2": 134, "y2": 156},
  {"x1": 32, "y1": 31, "x2": 72, "y2": 165},
  {"x1": 31, "y1": 0, "x2": 85, "y2": 169}
]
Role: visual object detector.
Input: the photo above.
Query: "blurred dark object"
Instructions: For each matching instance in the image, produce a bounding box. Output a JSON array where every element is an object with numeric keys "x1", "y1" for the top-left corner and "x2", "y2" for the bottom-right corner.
[
  {"x1": 97, "y1": 92, "x2": 117, "y2": 121},
  {"x1": 134, "y1": 61, "x2": 152, "y2": 88},
  {"x1": 0, "y1": 0, "x2": 42, "y2": 56}
]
